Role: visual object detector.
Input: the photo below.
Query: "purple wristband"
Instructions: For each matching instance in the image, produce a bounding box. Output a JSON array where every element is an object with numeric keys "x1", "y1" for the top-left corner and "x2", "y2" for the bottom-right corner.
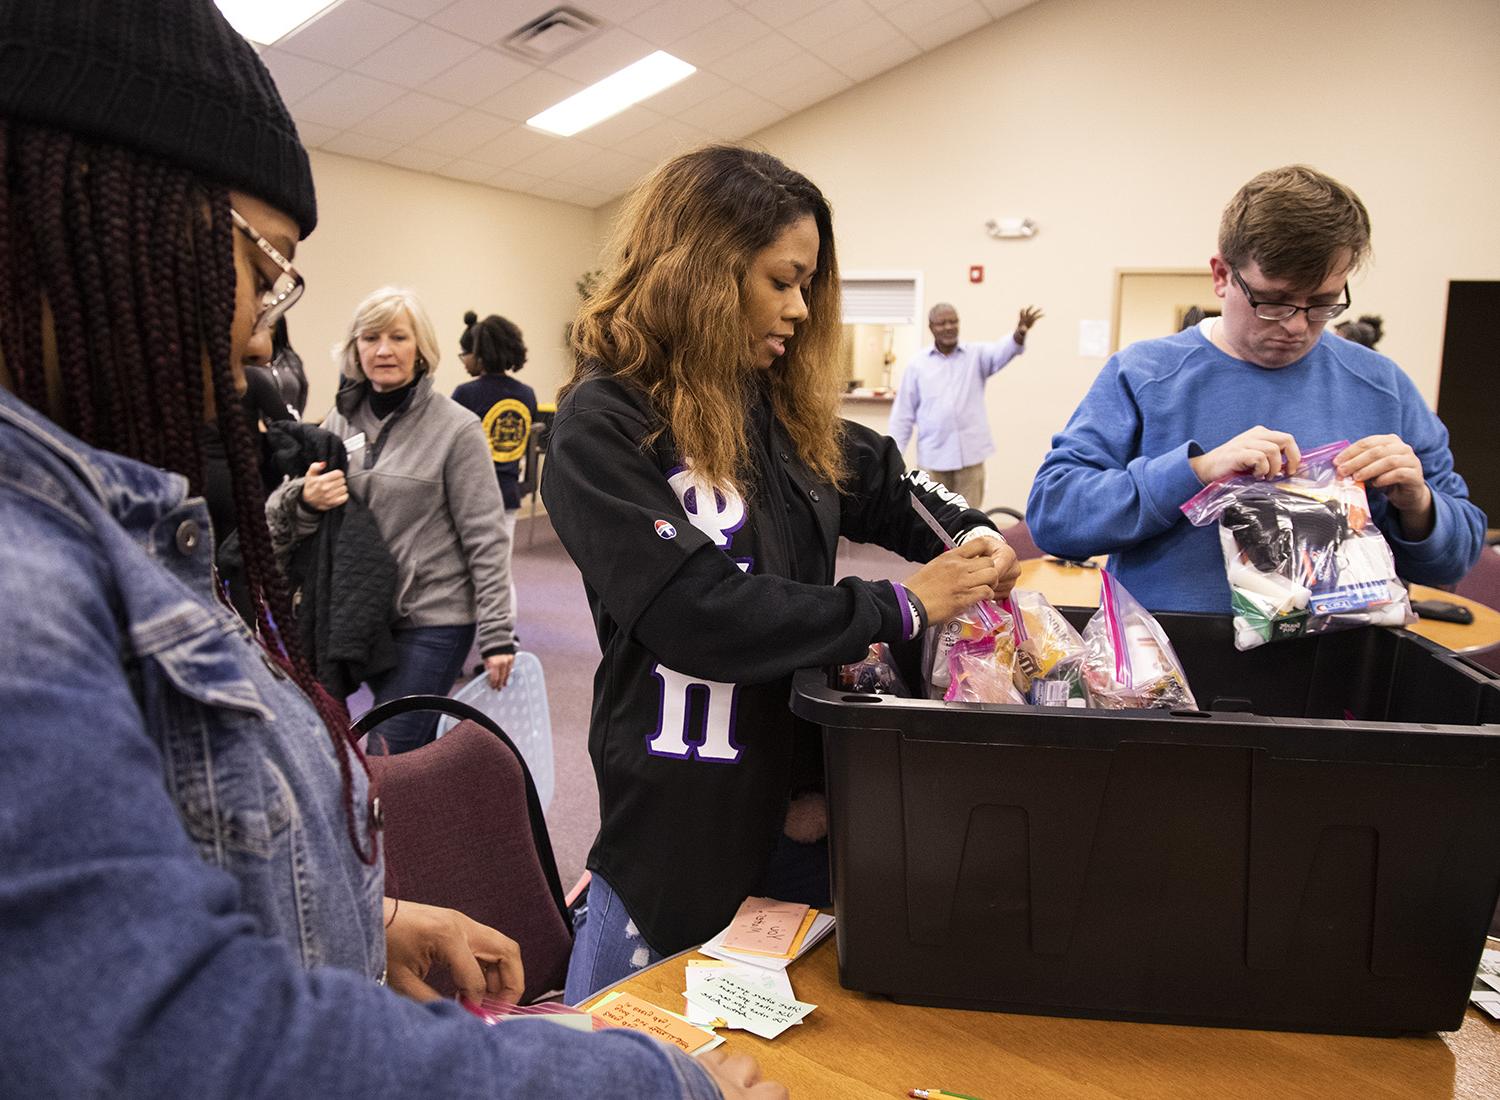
[{"x1": 890, "y1": 581, "x2": 916, "y2": 640}]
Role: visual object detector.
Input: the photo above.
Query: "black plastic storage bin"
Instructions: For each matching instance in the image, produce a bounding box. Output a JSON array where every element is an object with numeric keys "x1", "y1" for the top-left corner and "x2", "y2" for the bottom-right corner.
[{"x1": 790, "y1": 612, "x2": 1500, "y2": 1035}]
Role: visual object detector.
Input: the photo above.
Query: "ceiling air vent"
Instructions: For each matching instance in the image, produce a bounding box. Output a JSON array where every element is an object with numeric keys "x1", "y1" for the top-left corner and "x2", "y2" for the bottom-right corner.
[{"x1": 499, "y1": 7, "x2": 602, "y2": 64}]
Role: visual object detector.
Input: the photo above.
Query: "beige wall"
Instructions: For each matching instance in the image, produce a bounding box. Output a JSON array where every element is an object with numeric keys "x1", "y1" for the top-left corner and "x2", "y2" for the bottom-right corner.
[
  {"x1": 292, "y1": 150, "x2": 599, "y2": 419},
  {"x1": 748, "y1": 0, "x2": 1500, "y2": 511}
]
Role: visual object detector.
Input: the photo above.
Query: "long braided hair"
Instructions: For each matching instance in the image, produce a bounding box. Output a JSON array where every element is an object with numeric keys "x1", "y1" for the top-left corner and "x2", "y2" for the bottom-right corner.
[{"x1": 0, "y1": 120, "x2": 376, "y2": 865}]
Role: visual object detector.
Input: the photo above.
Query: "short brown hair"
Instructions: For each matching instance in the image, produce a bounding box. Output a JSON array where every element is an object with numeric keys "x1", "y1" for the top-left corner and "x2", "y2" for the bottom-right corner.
[{"x1": 1218, "y1": 165, "x2": 1371, "y2": 290}]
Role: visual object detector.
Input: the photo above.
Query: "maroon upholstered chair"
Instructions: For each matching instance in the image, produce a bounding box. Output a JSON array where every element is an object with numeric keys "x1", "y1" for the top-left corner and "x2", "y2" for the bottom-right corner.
[
  {"x1": 983, "y1": 508, "x2": 1043, "y2": 561},
  {"x1": 358, "y1": 698, "x2": 574, "y2": 1003}
]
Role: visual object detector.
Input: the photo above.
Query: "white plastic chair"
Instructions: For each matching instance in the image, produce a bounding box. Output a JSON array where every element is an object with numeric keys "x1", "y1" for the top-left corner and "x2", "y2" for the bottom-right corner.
[{"x1": 436, "y1": 651, "x2": 555, "y2": 810}]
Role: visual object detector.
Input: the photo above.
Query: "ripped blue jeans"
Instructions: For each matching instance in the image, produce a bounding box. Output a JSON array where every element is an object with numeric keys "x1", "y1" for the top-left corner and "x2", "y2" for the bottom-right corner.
[{"x1": 564, "y1": 875, "x2": 662, "y2": 1005}]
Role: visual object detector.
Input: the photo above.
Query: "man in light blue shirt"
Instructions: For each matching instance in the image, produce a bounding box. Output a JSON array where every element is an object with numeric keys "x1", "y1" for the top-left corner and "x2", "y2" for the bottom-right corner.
[{"x1": 889, "y1": 302, "x2": 1043, "y2": 508}]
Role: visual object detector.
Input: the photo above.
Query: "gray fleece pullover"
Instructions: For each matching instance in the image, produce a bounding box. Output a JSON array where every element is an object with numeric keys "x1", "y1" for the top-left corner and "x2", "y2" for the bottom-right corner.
[{"x1": 266, "y1": 374, "x2": 515, "y2": 655}]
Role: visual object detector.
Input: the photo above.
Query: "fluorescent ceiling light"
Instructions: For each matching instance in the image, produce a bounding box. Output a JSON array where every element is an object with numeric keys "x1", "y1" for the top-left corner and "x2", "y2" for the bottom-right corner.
[
  {"x1": 528, "y1": 51, "x2": 696, "y2": 137},
  {"x1": 215, "y1": 0, "x2": 343, "y2": 46}
]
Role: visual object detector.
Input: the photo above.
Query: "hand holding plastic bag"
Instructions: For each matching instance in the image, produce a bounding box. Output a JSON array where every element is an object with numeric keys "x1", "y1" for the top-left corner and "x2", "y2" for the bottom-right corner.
[
  {"x1": 1181, "y1": 440, "x2": 1413, "y2": 650},
  {"x1": 1081, "y1": 571, "x2": 1197, "y2": 710}
]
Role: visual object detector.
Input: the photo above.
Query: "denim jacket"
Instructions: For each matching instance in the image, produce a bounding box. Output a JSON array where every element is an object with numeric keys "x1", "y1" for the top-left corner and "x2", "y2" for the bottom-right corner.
[{"x1": 0, "y1": 389, "x2": 718, "y2": 1099}]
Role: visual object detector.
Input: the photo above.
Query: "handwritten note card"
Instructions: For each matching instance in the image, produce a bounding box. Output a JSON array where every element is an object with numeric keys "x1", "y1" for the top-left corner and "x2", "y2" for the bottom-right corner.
[
  {"x1": 682, "y1": 959, "x2": 796, "y2": 1027},
  {"x1": 685, "y1": 975, "x2": 816, "y2": 1040},
  {"x1": 588, "y1": 991, "x2": 724, "y2": 1055},
  {"x1": 718, "y1": 897, "x2": 810, "y2": 956}
]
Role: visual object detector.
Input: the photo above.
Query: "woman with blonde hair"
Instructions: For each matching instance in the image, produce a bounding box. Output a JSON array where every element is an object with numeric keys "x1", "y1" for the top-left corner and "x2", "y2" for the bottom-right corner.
[
  {"x1": 268, "y1": 287, "x2": 517, "y2": 753},
  {"x1": 544, "y1": 144, "x2": 1021, "y2": 1000}
]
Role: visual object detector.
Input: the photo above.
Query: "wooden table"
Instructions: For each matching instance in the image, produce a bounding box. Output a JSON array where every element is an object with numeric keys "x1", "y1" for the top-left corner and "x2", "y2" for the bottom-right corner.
[
  {"x1": 597, "y1": 935, "x2": 1500, "y2": 1099},
  {"x1": 1016, "y1": 558, "x2": 1500, "y2": 655}
]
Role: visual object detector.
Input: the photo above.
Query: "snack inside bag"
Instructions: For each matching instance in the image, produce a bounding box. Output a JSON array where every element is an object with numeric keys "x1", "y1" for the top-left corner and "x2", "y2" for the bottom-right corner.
[
  {"x1": 1180, "y1": 440, "x2": 1413, "y2": 650},
  {"x1": 926, "y1": 597, "x2": 1011, "y2": 699},
  {"x1": 1081, "y1": 571, "x2": 1198, "y2": 710},
  {"x1": 997, "y1": 590, "x2": 1091, "y2": 707},
  {"x1": 944, "y1": 635, "x2": 1026, "y2": 704},
  {"x1": 836, "y1": 642, "x2": 909, "y2": 696}
]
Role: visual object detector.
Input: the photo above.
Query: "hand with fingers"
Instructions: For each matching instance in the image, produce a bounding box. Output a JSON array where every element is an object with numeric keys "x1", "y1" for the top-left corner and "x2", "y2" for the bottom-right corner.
[
  {"x1": 696, "y1": 1049, "x2": 789, "y2": 1100},
  {"x1": 1189, "y1": 425, "x2": 1302, "y2": 484},
  {"x1": 1014, "y1": 305, "x2": 1044, "y2": 343},
  {"x1": 484, "y1": 652, "x2": 514, "y2": 691},
  {"x1": 1337, "y1": 433, "x2": 1434, "y2": 533},
  {"x1": 300, "y1": 460, "x2": 349, "y2": 511},
  {"x1": 960, "y1": 532, "x2": 1022, "y2": 600},
  {"x1": 382, "y1": 898, "x2": 525, "y2": 1006},
  {"x1": 904, "y1": 539, "x2": 1004, "y2": 624}
]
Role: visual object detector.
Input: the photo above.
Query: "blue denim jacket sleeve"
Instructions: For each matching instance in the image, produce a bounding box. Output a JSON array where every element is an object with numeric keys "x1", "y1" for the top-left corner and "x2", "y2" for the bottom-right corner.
[{"x1": 0, "y1": 469, "x2": 721, "y2": 1095}]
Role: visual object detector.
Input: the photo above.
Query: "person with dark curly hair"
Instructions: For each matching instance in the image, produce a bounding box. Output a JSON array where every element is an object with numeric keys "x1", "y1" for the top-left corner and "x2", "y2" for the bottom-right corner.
[
  {"x1": 453, "y1": 311, "x2": 540, "y2": 517},
  {"x1": 0, "y1": 2, "x2": 781, "y2": 1097}
]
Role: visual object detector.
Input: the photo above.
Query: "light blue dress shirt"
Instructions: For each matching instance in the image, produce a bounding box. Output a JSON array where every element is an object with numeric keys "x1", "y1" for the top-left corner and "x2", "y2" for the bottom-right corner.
[{"x1": 888, "y1": 336, "x2": 1025, "y2": 470}]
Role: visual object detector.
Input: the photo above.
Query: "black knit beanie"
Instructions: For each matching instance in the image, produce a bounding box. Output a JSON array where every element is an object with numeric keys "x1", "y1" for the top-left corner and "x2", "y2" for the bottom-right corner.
[{"x1": 0, "y1": 0, "x2": 317, "y2": 236}]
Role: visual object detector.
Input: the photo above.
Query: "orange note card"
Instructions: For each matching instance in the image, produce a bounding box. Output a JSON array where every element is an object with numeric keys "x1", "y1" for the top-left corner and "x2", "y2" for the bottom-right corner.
[
  {"x1": 588, "y1": 992, "x2": 720, "y2": 1055},
  {"x1": 718, "y1": 896, "x2": 811, "y2": 957}
]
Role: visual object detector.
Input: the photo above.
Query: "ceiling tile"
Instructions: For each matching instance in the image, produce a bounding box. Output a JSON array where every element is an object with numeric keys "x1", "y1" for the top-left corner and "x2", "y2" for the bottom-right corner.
[
  {"x1": 352, "y1": 23, "x2": 482, "y2": 88},
  {"x1": 437, "y1": 158, "x2": 501, "y2": 183},
  {"x1": 381, "y1": 146, "x2": 456, "y2": 172},
  {"x1": 294, "y1": 72, "x2": 408, "y2": 129},
  {"x1": 466, "y1": 124, "x2": 558, "y2": 168},
  {"x1": 571, "y1": 106, "x2": 662, "y2": 146},
  {"x1": 552, "y1": 148, "x2": 654, "y2": 189},
  {"x1": 347, "y1": 90, "x2": 465, "y2": 144},
  {"x1": 809, "y1": 17, "x2": 909, "y2": 72},
  {"x1": 275, "y1": 0, "x2": 415, "y2": 65},
  {"x1": 477, "y1": 68, "x2": 585, "y2": 122},
  {"x1": 785, "y1": 0, "x2": 888, "y2": 51},
  {"x1": 742, "y1": 0, "x2": 833, "y2": 27},
  {"x1": 574, "y1": 0, "x2": 660, "y2": 23},
  {"x1": 509, "y1": 140, "x2": 599, "y2": 179},
  {"x1": 639, "y1": 70, "x2": 729, "y2": 118},
  {"x1": 534, "y1": 180, "x2": 613, "y2": 208},
  {"x1": 624, "y1": 116, "x2": 714, "y2": 163},
  {"x1": 668, "y1": 10, "x2": 774, "y2": 67},
  {"x1": 409, "y1": 108, "x2": 516, "y2": 158},
  {"x1": 320, "y1": 131, "x2": 403, "y2": 160},
  {"x1": 546, "y1": 27, "x2": 656, "y2": 84},
  {"x1": 487, "y1": 168, "x2": 548, "y2": 193},
  {"x1": 826, "y1": 34, "x2": 919, "y2": 82},
  {"x1": 626, "y1": 0, "x2": 738, "y2": 46},
  {"x1": 704, "y1": 32, "x2": 800, "y2": 84},
  {"x1": 764, "y1": 60, "x2": 852, "y2": 113},
  {"x1": 673, "y1": 85, "x2": 782, "y2": 138},
  {"x1": 259, "y1": 48, "x2": 341, "y2": 104},
  {"x1": 429, "y1": 0, "x2": 548, "y2": 45},
  {"x1": 902, "y1": 1, "x2": 991, "y2": 50},
  {"x1": 884, "y1": 0, "x2": 978, "y2": 36},
  {"x1": 980, "y1": 0, "x2": 1037, "y2": 16},
  {"x1": 293, "y1": 120, "x2": 342, "y2": 147},
  {"x1": 370, "y1": 0, "x2": 453, "y2": 16},
  {"x1": 863, "y1": 0, "x2": 908, "y2": 11},
  {"x1": 421, "y1": 48, "x2": 534, "y2": 107}
]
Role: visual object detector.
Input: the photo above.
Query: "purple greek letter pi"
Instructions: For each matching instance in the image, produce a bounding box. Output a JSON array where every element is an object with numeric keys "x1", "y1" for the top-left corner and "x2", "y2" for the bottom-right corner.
[{"x1": 645, "y1": 664, "x2": 742, "y2": 763}]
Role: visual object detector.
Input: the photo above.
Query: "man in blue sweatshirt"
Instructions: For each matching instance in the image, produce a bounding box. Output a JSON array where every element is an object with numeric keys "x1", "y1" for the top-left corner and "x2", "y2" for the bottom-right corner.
[{"x1": 1028, "y1": 165, "x2": 1484, "y2": 611}]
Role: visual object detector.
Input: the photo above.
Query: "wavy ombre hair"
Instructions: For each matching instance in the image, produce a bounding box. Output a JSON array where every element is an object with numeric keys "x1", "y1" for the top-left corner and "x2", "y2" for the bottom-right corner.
[{"x1": 568, "y1": 145, "x2": 846, "y2": 491}]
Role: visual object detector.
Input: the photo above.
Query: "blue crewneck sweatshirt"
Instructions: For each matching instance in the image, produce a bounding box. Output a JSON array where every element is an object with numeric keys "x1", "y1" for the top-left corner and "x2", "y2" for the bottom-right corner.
[{"x1": 1026, "y1": 324, "x2": 1485, "y2": 612}]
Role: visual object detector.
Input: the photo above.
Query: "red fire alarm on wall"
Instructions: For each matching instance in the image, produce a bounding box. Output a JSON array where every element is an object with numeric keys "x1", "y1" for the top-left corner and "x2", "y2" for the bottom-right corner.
[{"x1": 968, "y1": 264, "x2": 984, "y2": 283}]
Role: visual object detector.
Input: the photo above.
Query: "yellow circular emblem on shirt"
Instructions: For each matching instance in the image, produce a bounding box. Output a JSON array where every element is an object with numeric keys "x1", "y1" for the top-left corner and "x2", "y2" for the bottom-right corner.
[{"x1": 483, "y1": 399, "x2": 531, "y2": 463}]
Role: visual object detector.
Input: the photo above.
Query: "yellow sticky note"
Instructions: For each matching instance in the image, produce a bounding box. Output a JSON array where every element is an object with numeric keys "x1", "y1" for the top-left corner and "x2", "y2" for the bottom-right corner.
[{"x1": 588, "y1": 991, "x2": 720, "y2": 1055}]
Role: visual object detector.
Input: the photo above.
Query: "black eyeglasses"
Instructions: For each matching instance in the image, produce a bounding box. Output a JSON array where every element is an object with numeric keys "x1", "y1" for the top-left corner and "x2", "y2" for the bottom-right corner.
[
  {"x1": 1231, "y1": 266, "x2": 1350, "y2": 323},
  {"x1": 231, "y1": 208, "x2": 304, "y2": 334}
]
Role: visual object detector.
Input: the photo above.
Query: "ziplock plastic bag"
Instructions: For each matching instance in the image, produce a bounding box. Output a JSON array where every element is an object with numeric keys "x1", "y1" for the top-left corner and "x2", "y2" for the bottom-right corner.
[
  {"x1": 1181, "y1": 440, "x2": 1414, "y2": 650},
  {"x1": 1081, "y1": 571, "x2": 1198, "y2": 710},
  {"x1": 837, "y1": 642, "x2": 910, "y2": 696},
  {"x1": 944, "y1": 636, "x2": 1027, "y2": 704},
  {"x1": 997, "y1": 590, "x2": 1091, "y2": 707},
  {"x1": 925, "y1": 597, "x2": 1011, "y2": 699}
]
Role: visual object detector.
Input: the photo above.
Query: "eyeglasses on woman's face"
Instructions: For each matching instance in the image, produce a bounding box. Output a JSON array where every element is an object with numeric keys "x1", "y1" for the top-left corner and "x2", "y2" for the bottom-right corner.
[{"x1": 231, "y1": 207, "x2": 304, "y2": 334}]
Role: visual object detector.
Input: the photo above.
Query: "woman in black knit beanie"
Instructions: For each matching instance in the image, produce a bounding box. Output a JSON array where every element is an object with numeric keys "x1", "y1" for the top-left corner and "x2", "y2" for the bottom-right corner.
[{"x1": 0, "y1": 2, "x2": 777, "y2": 1098}]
